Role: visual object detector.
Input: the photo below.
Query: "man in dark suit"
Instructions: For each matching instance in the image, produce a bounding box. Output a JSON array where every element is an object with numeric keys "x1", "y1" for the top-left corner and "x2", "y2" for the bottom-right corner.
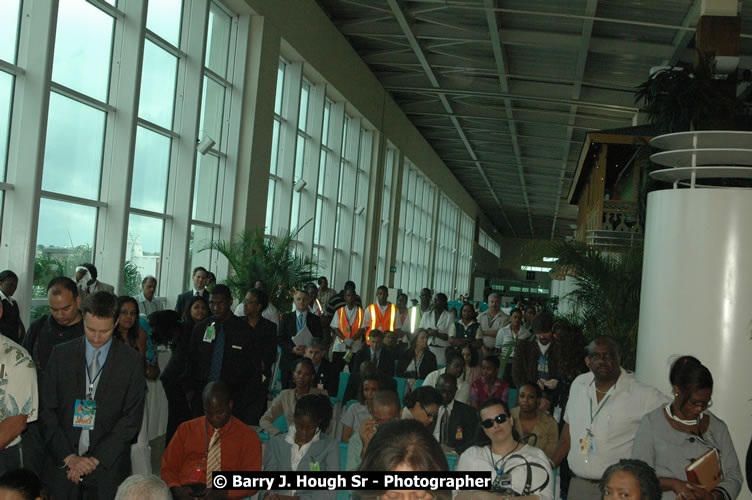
[
  {"x1": 39, "y1": 291, "x2": 145, "y2": 499},
  {"x1": 305, "y1": 338, "x2": 338, "y2": 396},
  {"x1": 351, "y1": 329, "x2": 395, "y2": 378},
  {"x1": 512, "y1": 311, "x2": 561, "y2": 410},
  {"x1": 184, "y1": 285, "x2": 262, "y2": 425},
  {"x1": 174, "y1": 266, "x2": 209, "y2": 315},
  {"x1": 240, "y1": 287, "x2": 277, "y2": 424},
  {"x1": 278, "y1": 289, "x2": 322, "y2": 389},
  {"x1": 433, "y1": 373, "x2": 478, "y2": 454}
]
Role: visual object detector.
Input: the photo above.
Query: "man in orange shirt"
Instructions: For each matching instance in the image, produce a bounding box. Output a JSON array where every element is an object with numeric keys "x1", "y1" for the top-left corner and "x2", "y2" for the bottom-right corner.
[{"x1": 161, "y1": 382, "x2": 261, "y2": 499}]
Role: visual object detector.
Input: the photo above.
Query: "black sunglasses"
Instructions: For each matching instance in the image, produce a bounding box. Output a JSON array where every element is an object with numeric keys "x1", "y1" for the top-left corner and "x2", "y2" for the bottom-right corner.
[{"x1": 481, "y1": 413, "x2": 509, "y2": 428}]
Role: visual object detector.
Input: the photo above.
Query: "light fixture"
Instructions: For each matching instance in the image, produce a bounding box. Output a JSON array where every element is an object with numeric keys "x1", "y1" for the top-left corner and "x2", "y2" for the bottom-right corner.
[
  {"x1": 197, "y1": 135, "x2": 216, "y2": 155},
  {"x1": 293, "y1": 179, "x2": 307, "y2": 192},
  {"x1": 520, "y1": 265, "x2": 552, "y2": 273},
  {"x1": 543, "y1": 257, "x2": 559, "y2": 262}
]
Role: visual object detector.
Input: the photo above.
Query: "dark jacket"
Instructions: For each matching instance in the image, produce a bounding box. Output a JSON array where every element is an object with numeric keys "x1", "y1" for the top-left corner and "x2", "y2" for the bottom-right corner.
[
  {"x1": 277, "y1": 311, "x2": 323, "y2": 389},
  {"x1": 186, "y1": 315, "x2": 262, "y2": 422},
  {"x1": 396, "y1": 349, "x2": 437, "y2": 380},
  {"x1": 24, "y1": 315, "x2": 85, "y2": 378},
  {"x1": 0, "y1": 297, "x2": 23, "y2": 343},
  {"x1": 175, "y1": 289, "x2": 209, "y2": 316},
  {"x1": 313, "y1": 357, "x2": 339, "y2": 397},
  {"x1": 512, "y1": 338, "x2": 561, "y2": 405},
  {"x1": 352, "y1": 346, "x2": 396, "y2": 378},
  {"x1": 250, "y1": 317, "x2": 278, "y2": 381},
  {"x1": 433, "y1": 400, "x2": 479, "y2": 454},
  {"x1": 40, "y1": 337, "x2": 145, "y2": 499}
]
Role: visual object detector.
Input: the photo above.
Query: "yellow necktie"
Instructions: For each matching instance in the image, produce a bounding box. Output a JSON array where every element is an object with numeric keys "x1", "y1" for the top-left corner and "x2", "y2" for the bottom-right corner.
[{"x1": 206, "y1": 429, "x2": 221, "y2": 487}]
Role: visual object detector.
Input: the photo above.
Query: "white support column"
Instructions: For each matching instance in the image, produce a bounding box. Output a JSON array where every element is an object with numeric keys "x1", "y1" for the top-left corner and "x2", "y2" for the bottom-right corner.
[
  {"x1": 337, "y1": 115, "x2": 361, "y2": 281},
  {"x1": 427, "y1": 191, "x2": 441, "y2": 291},
  {"x1": 95, "y1": 0, "x2": 147, "y2": 292},
  {"x1": 636, "y1": 188, "x2": 752, "y2": 500},
  {"x1": 0, "y1": 0, "x2": 58, "y2": 320},
  {"x1": 163, "y1": 0, "x2": 209, "y2": 303}
]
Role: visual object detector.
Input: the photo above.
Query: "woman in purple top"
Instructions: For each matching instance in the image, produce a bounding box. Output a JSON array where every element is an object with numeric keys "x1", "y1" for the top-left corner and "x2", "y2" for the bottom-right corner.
[{"x1": 470, "y1": 355, "x2": 510, "y2": 410}]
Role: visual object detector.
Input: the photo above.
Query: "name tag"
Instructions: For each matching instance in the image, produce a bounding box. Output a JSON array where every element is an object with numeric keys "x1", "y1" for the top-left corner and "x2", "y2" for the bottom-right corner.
[
  {"x1": 232, "y1": 345, "x2": 242, "y2": 350},
  {"x1": 203, "y1": 324, "x2": 216, "y2": 343},
  {"x1": 73, "y1": 399, "x2": 96, "y2": 430}
]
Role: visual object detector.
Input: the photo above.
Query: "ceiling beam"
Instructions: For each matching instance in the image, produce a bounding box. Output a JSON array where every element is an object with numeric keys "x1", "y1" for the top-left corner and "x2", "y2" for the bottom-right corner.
[
  {"x1": 664, "y1": 0, "x2": 701, "y2": 66},
  {"x1": 385, "y1": 0, "x2": 516, "y2": 235},
  {"x1": 551, "y1": 0, "x2": 599, "y2": 240}
]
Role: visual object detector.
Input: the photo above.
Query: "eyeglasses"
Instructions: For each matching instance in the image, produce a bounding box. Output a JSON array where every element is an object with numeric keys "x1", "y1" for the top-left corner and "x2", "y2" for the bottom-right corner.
[
  {"x1": 481, "y1": 413, "x2": 510, "y2": 428},
  {"x1": 589, "y1": 352, "x2": 618, "y2": 362},
  {"x1": 418, "y1": 403, "x2": 436, "y2": 420}
]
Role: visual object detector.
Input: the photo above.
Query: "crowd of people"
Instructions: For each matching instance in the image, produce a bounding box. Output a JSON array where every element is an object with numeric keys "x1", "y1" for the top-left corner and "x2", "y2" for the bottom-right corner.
[{"x1": 0, "y1": 265, "x2": 749, "y2": 499}]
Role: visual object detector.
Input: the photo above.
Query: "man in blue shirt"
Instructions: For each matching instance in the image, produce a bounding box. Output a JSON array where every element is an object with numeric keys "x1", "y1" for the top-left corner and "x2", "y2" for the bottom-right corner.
[{"x1": 39, "y1": 291, "x2": 145, "y2": 499}]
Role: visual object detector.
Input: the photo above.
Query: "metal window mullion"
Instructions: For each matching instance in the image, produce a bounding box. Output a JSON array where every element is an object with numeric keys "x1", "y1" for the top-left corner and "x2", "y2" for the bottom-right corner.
[
  {"x1": 130, "y1": 207, "x2": 170, "y2": 220},
  {"x1": 275, "y1": 61, "x2": 302, "y2": 233},
  {"x1": 145, "y1": 29, "x2": 187, "y2": 59},
  {"x1": 49, "y1": 82, "x2": 116, "y2": 113},
  {"x1": 0, "y1": 0, "x2": 58, "y2": 321},
  {"x1": 386, "y1": 149, "x2": 404, "y2": 289},
  {"x1": 95, "y1": 0, "x2": 147, "y2": 292},
  {"x1": 0, "y1": 60, "x2": 23, "y2": 76},
  {"x1": 163, "y1": 0, "x2": 209, "y2": 302},
  {"x1": 297, "y1": 81, "x2": 325, "y2": 257},
  {"x1": 0, "y1": 183, "x2": 14, "y2": 191},
  {"x1": 40, "y1": 190, "x2": 106, "y2": 208},
  {"x1": 339, "y1": 115, "x2": 361, "y2": 281},
  {"x1": 213, "y1": 9, "x2": 247, "y2": 282},
  {"x1": 136, "y1": 118, "x2": 179, "y2": 139},
  {"x1": 86, "y1": 0, "x2": 123, "y2": 19},
  {"x1": 203, "y1": 66, "x2": 231, "y2": 88}
]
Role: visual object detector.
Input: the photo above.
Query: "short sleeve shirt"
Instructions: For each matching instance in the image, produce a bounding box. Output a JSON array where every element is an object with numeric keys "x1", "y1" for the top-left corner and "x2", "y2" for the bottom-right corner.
[{"x1": 0, "y1": 335, "x2": 38, "y2": 446}]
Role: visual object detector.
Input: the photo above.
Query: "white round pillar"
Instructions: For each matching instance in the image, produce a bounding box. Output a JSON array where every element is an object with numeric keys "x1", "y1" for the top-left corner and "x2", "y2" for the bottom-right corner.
[{"x1": 636, "y1": 188, "x2": 752, "y2": 498}]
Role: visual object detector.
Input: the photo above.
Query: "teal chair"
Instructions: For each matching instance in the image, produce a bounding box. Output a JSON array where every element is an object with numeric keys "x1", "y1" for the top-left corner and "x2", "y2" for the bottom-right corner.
[
  {"x1": 508, "y1": 388, "x2": 518, "y2": 408},
  {"x1": 336, "y1": 372, "x2": 350, "y2": 403},
  {"x1": 339, "y1": 441, "x2": 349, "y2": 471},
  {"x1": 414, "y1": 379, "x2": 424, "y2": 389},
  {"x1": 394, "y1": 377, "x2": 407, "y2": 406},
  {"x1": 273, "y1": 413, "x2": 288, "y2": 434},
  {"x1": 345, "y1": 399, "x2": 358, "y2": 411},
  {"x1": 445, "y1": 452, "x2": 458, "y2": 471}
]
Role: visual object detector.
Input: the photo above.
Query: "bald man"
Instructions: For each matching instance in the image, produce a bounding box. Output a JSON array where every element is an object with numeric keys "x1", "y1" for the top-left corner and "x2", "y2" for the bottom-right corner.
[{"x1": 161, "y1": 382, "x2": 261, "y2": 499}]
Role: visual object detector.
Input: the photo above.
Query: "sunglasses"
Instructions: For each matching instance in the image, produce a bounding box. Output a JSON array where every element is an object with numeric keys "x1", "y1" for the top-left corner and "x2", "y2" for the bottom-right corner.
[{"x1": 481, "y1": 413, "x2": 510, "y2": 429}]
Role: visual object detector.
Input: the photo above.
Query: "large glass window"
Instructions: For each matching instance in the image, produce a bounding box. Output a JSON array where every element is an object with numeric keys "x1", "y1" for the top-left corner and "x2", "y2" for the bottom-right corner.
[
  {"x1": 456, "y1": 212, "x2": 474, "y2": 297},
  {"x1": 375, "y1": 146, "x2": 396, "y2": 284},
  {"x1": 130, "y1": 127, "x2": 170, "y2": 213},
  {"x1": 139, "y1": 40, "x2": 178, "y2": 129},
  {"x1": 435, "y1": 194, "x2": 459, "y2": 297}
]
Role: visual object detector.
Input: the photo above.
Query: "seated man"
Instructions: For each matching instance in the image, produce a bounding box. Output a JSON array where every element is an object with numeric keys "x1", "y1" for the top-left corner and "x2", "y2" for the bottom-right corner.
[
  {"x1": 161, "y1": 381, "x2": 261, "y2": 499},
  {"x1": 346, "y1": 390, "x2": 401, "y2": 471},
  {"x1": 433, "y1": 373, "x2": 478, "y2": 454},
  {"x1": 305, "y1": 338, "x2": 338, "y2": 396}
]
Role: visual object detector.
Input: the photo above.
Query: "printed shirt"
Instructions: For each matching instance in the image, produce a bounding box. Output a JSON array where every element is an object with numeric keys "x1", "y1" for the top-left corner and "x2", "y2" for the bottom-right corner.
[{"x1": 0, "y1": 335, "x2": 38, "y2": 446}]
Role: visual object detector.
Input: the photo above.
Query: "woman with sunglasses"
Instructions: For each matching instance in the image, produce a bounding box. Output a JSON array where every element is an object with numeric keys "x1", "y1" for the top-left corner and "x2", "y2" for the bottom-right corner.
[
  {"x1": 455, "y1": 398, "x2": 553, "y2": 500},
  {"x1": 401, "y1": 386, "x2": 443, "y2": 428},
  {"x1": 632, "y1": 356, "x2": 743, "y2": 500}
]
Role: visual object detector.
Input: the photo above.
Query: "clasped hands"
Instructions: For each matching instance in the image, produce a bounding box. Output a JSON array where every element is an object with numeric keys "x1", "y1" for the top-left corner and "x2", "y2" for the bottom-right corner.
[{"x1": 64, "y1": 454, "x2": 99, "y2": 484}]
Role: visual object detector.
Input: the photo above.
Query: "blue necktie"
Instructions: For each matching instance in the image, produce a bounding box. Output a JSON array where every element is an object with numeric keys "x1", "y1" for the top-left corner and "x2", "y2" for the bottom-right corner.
[
  {"x1": 297, "y1": 313, "x2": 304, "y2": 332},
  {"x1": 208, "y1": 325, "x2": 225, "y2": 382}
]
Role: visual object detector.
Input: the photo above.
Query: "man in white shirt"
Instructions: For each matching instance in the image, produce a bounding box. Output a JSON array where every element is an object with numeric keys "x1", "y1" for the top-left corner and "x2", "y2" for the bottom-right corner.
[
  {"x1": 418, "y1": 293, "x2": 453, "y2": 365},
  {"x1": 421, "y1": 350, "x2": 470, "y2": 404},
  {"x1": 551, "y1": 336, "x2": 669, "y2": 499},
  {"x1": 477, "y1": 293, "x2": 509, "y2": 354},
  {"x1": 134, "y1": 276, "x2": 167, "y2": 317}
]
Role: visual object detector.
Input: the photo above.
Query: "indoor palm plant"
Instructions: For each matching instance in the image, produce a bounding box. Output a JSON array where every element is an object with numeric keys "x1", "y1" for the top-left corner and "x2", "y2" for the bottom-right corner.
[{"x1": 205, "y1": 222, "x2": 318, "y2": 313}]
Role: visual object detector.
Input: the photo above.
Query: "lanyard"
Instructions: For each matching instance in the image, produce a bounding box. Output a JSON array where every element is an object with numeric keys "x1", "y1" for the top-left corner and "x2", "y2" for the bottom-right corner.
[
  {"x1": 85, "y1": 355, "x2": 106, "y2": 400},
  {"x1": 588, "y1": 392, "x2": 612, "y2": 436}
]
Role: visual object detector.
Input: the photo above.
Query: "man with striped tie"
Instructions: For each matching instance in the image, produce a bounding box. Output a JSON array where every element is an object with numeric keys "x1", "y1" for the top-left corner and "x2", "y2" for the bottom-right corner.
[{"x1": 161, "y1": 381, "x2": 261, "y2": 499}]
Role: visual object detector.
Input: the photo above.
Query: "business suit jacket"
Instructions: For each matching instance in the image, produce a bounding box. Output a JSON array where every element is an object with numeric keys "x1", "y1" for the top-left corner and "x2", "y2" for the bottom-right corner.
[
  {"x1": 174, "y1": 289, "x2": 209, "y2": 315},
  {"x1": 278, "y1": 311, "x2": 322, "y2": 388},
  {"x1": 352, "y1": 346, "x2": 396, "y2": 378},
  {"x1": 78, "y1": 281, "x2": 115, "y2": 303},
  {"x1": 313, "y1": 357, "x2": 339, "y2": 397},
  {"x1": 396, "y1": 349, "x2": 438, "y2": 380},
  {"x1": 185, "y1": 315, "x2": 261, "y2": 423},
  {"x1": 262, "y1": 433, "x2": 339, "y2": 500},
  {"x1": 39, "y1": 336, "x2": 145, "y2": 499},
  {"x1": 439, "y1": 400, "x2": 479, "y2": 454}
]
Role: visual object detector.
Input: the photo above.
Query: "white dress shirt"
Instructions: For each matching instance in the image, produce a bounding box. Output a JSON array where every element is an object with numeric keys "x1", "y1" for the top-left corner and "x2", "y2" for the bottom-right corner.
[
  {"x1": 419, "y1": 309, "x2": 454, "y2": 365},
  {"x1": 564, "y1": 368, "x2": 669, "y2": 480},
  {"x1": 494, "y1": 325, "x2": 532, "y2": 358}
]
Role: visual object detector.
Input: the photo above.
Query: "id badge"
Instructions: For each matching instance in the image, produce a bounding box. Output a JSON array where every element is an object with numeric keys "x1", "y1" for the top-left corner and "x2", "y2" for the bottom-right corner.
[
  {"x1": 579, "y1": 435, "x2": 595, "y2": 454},
  {"x1": 190, "y1": 463, "x2": 203, "y2": 482},
  {"x1": 309, "y1": 461, "x2": 321, "y2": 472},
  {"x1": 73, "y1": 399, "x2": 96, "y2": 430},
  {"x1": 203, "y1": 323, "x2": 216, "y2": 343},
  {"x1": 456, "y1": 426, "x2": 463, "y2": 441},
  {"x1": 317, "y1": 383, "x2": 324, "y2": 390}
]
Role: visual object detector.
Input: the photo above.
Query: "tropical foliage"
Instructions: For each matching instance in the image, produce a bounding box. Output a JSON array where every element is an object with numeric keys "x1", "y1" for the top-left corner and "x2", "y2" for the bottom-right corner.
[
  {"x1": 205, "y1": 222, "x2": 318, "y2": 313},
  {"x1": 549, "y1": 240, "x2": 643, "y2": 370}
]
